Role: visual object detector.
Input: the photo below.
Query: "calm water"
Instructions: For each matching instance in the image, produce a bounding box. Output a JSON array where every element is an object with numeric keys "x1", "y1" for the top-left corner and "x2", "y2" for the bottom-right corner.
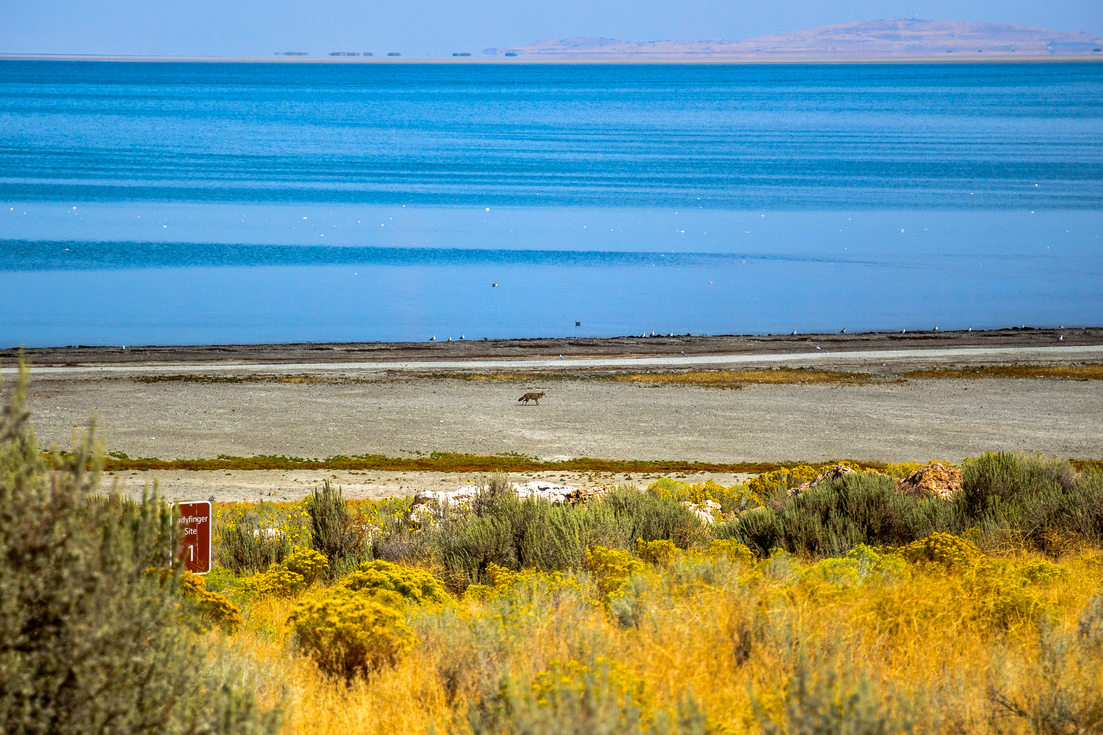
[{"x1": 1, "y1": 61, "x2": 1101, "y2": 346}]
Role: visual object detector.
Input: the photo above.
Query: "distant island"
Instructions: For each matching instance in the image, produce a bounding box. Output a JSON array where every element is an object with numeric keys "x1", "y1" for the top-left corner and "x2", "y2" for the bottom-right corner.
[{"x1": 484, "y1": 19, "x2": 1103, "y2": 59}]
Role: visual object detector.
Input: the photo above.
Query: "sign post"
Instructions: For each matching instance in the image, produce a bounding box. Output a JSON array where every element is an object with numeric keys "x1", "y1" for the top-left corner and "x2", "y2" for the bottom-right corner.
[{"x1": 176, "y1": 501, "x2": 212, "y2": 574}]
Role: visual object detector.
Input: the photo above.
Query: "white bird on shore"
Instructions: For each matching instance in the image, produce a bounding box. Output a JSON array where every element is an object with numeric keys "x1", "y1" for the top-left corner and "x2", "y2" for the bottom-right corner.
[
  {"x1": 967, "y1": 327, "x2": 972, "y2": 332},
  {"x1": 430, "y1": 335, "x2": 436, "y2": 341},
  {"x1": 933, "y1": 326, "x2": 939, "y2": 332},
  {"x1": 901, "y1": 329, "x2": 907, "y2": 334},
  {"x1": 814, "y1": 345, "x2": 821, "y2": 350},
  {"x1": 681, "y1": 351, "x2": 685, "y2": 355},
  {"x1": 559, "y1": 355, "x2": 564, "y2": 360},
  {"x1": 460, "y1": 335, "x2": 464, "y2": 340},
  {"x1": 447, "y1": 337, "x2": 452, "y2": 341},
  {"x1": 1059, "y1": 335, "x2": 1064, "y2": 341},
  {"x1": 792, "y1": 331, "x2": 797, "y2": 335},
  {"x1": 840, "y1": 328, "x2": 846, "y2": 334},
  {"x1": 492, "y1": 283, "x2": 497, "y2": 287}
]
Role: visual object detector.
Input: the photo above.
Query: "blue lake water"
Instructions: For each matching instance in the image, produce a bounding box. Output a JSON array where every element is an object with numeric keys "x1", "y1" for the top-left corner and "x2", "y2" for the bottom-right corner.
[{"x1": 1, "y1": 61, "x2": 1100, "y2": 346}]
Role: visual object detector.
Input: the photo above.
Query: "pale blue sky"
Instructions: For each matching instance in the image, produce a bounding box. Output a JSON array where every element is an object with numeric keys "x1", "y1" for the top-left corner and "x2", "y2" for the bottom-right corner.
[{"x1": 2, "y1": 0, "x2": 1101, "y2": 58}]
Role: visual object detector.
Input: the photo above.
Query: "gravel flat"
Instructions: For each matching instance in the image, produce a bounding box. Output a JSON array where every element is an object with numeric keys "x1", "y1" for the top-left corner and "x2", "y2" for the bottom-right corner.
[{"x1": 5, "y1": 332, "x2": 1101, "y2": 502}]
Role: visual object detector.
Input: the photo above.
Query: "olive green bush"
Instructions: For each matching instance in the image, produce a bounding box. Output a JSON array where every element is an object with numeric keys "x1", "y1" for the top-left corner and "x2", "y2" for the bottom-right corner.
[
  {"x1": 0, "y1": 364, "x2": 281, "y2": 735},
  {"x1": 306, "y1": 480, "x2": 368, "y2": 577}
]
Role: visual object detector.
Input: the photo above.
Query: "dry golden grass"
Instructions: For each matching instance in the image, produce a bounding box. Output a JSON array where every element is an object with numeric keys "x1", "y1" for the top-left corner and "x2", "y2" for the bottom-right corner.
[
  {"x1": 903, "y1": 363, "x2": 1103, "y2": 380},
  {"x1": 213, "y1": 542, "x2": 1103, "y2": 735},
  {"x1": 607, "y1": 367, "x2": 883, "y2": 388}
]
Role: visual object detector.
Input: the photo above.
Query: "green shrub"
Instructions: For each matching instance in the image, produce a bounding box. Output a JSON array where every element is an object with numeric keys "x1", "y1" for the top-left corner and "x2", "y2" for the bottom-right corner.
[
  {"x1": 718, "y1": 472, "x2": 956, "y2": 558},
  {"x1": 306, "y1": 480, "x2": 367, "y2": 577},
  {"x1": 602, "y1": 486, "x2": 708, "y2": 550},
  {"x1": 956, "y1": 453, "x2": 1103, "y2": 552},
  {"x1": 753, "y1": 653, "x2": 919, "y2": 734},
  {"x1": 0, "y1": 364, "x2": 281, "y2": 734},
  {"x1": 472, "y1": 471, "x2": 511, "y2": 517},
  {"x1": 1078, "y1": 593, "x2": 1103, "y2": 652},
  {"x1": 215, "y1": 514, "x2": 292, "y2": 576}
]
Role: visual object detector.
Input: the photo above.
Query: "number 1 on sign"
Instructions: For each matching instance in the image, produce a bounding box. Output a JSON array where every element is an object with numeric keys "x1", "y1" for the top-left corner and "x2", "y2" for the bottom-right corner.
[{"x1": 189, "y1": 546, "x2": 194, "y2": 561}]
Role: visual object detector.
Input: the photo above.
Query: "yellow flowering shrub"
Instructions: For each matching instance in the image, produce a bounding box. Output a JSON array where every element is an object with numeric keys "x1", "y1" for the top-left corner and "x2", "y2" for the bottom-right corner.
[
  {"x1": 340, "y1": 559, "x2": 450, "y2": 607},
  {"x1": 1018, "y1": 559, "x2": 1071, "y2": 585},
  {"x1": 800, "y1": 545, "x2": 904, "y2": 593},
  {"x1": 900, "y1": 535, "x2": 1054, "y2": 630},
  {"x1": 901, "y1": 532, "x2": 981, "y2": 570},
  {"x1": 636, "y1": 538, "x2": 678, "y2": 566},
  {"x1": 586, "y1": 546, "x2": 646, "y2": 603},
  {"x1": 967, "y1": 560, "x2": 1048, "y2": 631},
  {"x1": 646, "y1": 478, "x2": 762, "y2": 513},
  {"x1": 284, "y1": 547, "x2": 329, "y2": 585},
  {"x1": 241, "y1": 547, "x2": 329, "y2": 598},
  {"x1": 464, "y1": 563, "x2": 584, "y2": 601},
  {"x1": 288, "y1": 589, "x2": 415, "y2": 679},
  {"x1": 747, "y1": 461, "x2": 872, "y2": 497},
  {"x1": 707, "y1": 539, "x2": 756, "y2": 566},
  {"x1": 180, "y1": 572, "x2": 243, "y2": 634}
]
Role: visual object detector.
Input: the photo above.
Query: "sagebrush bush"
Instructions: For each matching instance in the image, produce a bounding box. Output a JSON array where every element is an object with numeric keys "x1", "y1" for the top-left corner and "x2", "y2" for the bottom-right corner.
[
  {"x1": 467, "y1": 659, "x2": 707, "y2": 735},
  {"x1": 753, "y1": 653, "x2": 920, "y2": 735},
  {"x1": 0, "y1": 363, "x2": 281, "y2": 734},
  {"x1": 958, "y1": 453, "x2": 1103, "y2": 552},
  {"x1": 215, "y1": 515, "x2": 291, "y2": 576},
  {"x1": 603, "y1": 486, "x2": 709, "y2": 550},
  {"x1": 720, "y1": 472, "x2": 957, "y2": 557},
  {"x1": 306, "y1": 480, "x2": 367, "y2": 577}
]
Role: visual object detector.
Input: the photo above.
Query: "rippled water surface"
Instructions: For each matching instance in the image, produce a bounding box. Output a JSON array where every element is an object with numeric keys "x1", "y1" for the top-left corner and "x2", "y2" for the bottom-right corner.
[{"x1": 1, "y1": 61, "x2": 1100, "y2": 346}]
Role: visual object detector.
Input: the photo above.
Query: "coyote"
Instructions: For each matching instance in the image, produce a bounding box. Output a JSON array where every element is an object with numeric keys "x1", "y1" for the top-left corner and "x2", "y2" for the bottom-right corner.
[{"x1": 518, "y1": 392, "x2": 546, "y2": 405}]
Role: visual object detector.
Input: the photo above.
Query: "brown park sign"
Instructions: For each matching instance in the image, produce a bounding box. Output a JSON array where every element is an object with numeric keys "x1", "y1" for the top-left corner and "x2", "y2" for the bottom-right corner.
[{"x1": 176, "y1": 501, "x2": 211, "y2": 574}]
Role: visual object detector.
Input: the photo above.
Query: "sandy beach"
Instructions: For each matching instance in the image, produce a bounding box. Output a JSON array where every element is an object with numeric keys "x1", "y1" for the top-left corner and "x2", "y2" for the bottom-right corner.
[{"x1": 4, "y1": 328, "x2": 1101, "y2": 503}]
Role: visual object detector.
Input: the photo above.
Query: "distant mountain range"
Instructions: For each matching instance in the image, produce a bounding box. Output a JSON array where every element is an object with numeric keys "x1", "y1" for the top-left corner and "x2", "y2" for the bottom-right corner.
[{"x1": 484, "y1": 19, "x2": 1103, "y2": 59}]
